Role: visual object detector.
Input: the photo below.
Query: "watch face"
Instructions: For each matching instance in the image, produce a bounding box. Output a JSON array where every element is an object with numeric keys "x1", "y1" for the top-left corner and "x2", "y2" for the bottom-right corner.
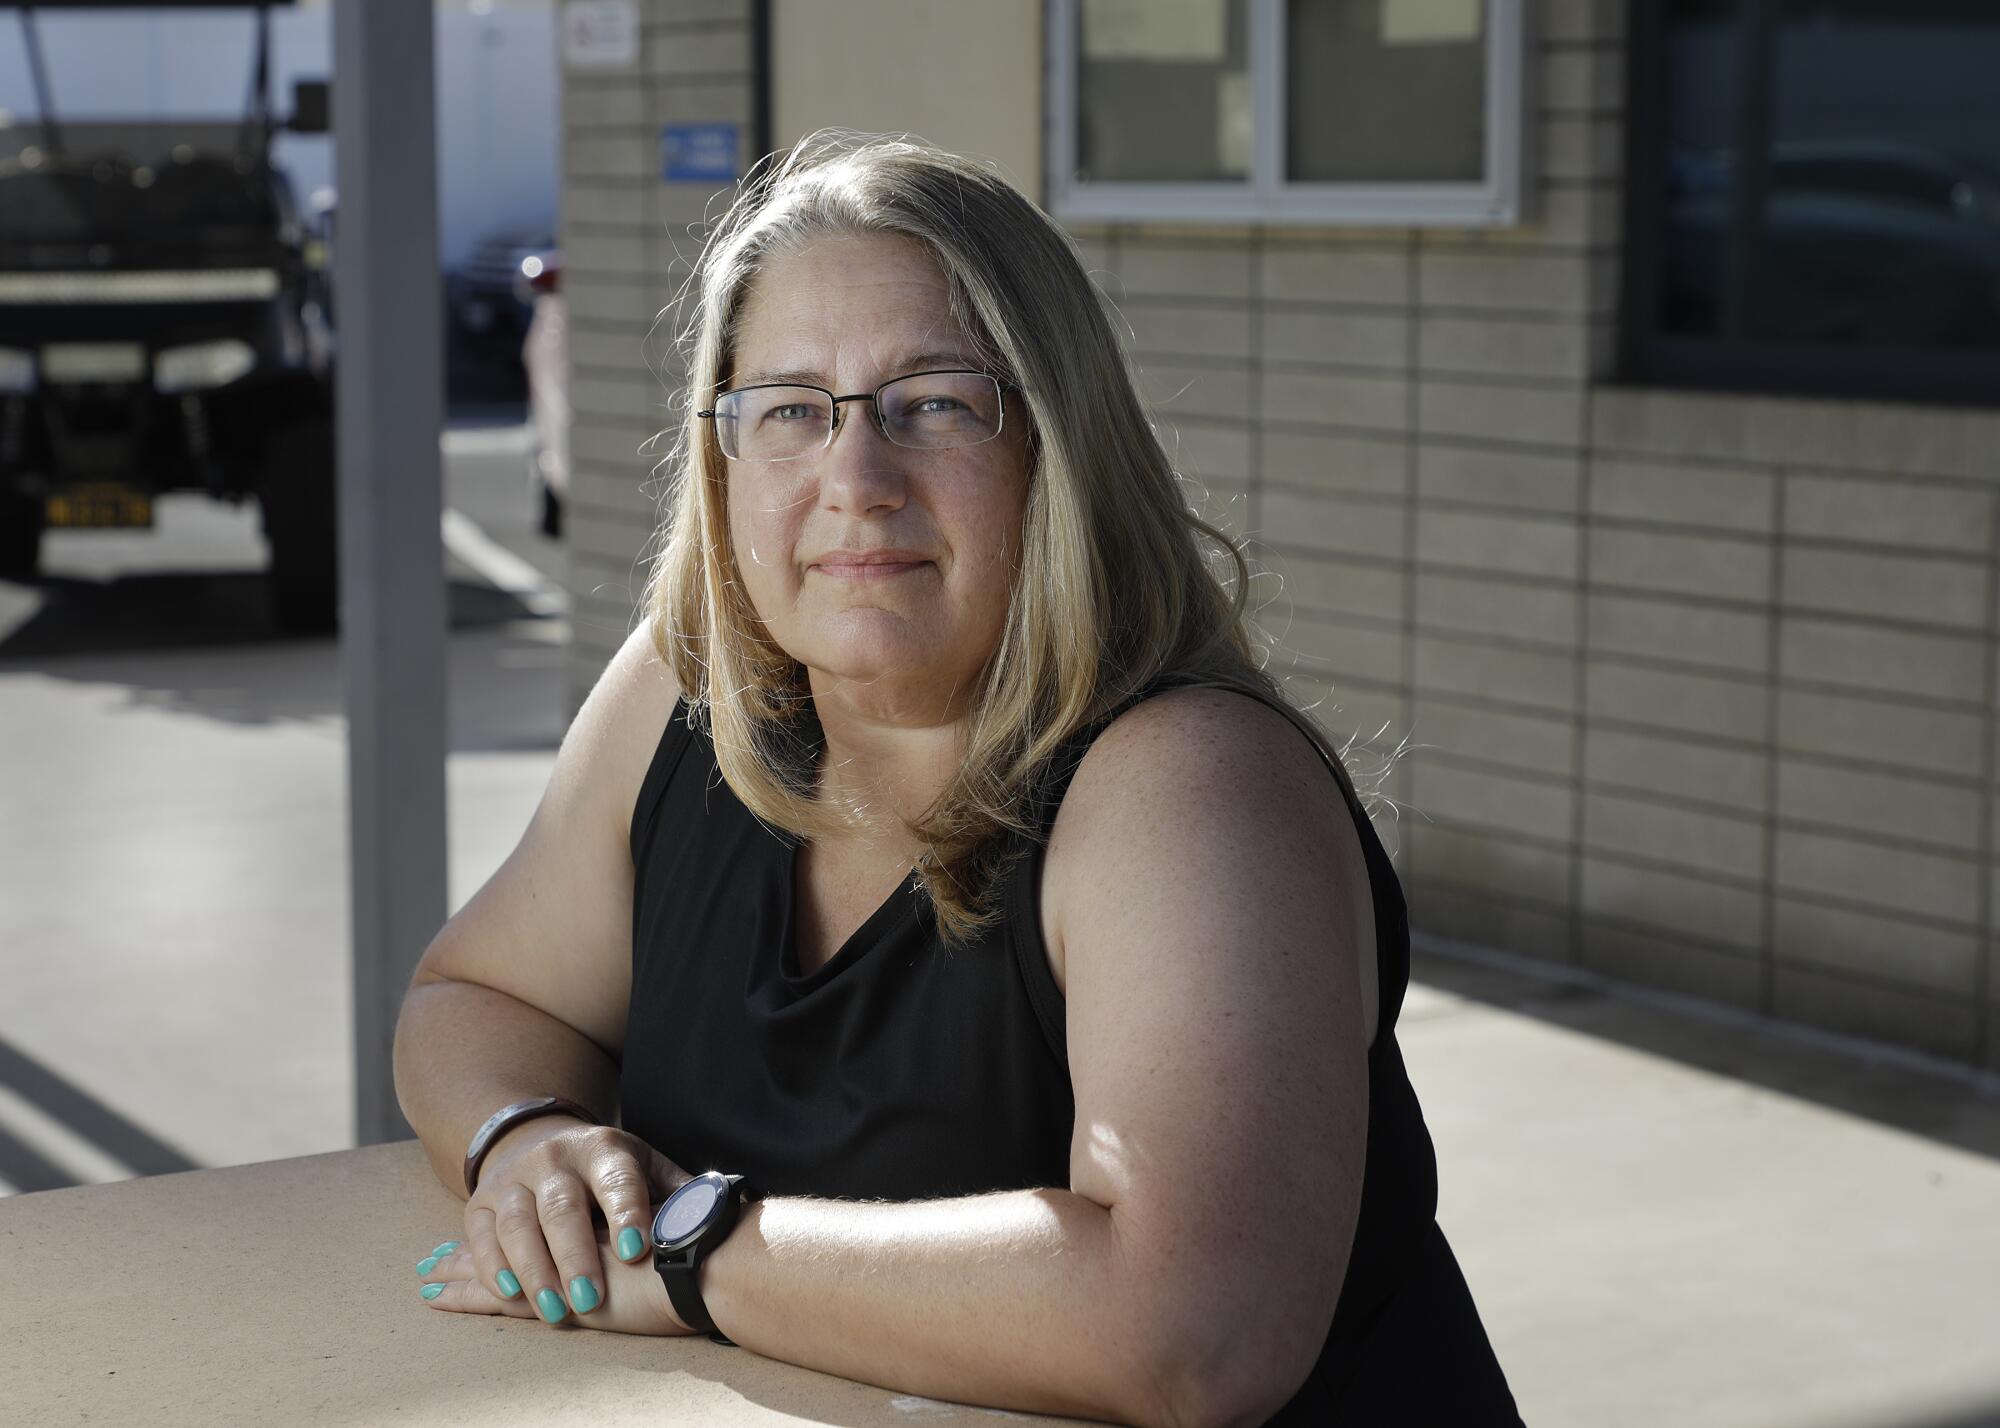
[{"x1": 652, "y1": 1174, "x2": 724, "y2": 1252}]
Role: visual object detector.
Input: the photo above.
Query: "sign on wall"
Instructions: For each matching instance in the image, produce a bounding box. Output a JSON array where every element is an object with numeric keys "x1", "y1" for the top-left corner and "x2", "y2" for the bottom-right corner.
[
  {"x1": 563, "y1": 0, "x2": 639, "y2": 70},
  {"x1": 661, "y1": 122, "x2": 739, "y2": 182}
]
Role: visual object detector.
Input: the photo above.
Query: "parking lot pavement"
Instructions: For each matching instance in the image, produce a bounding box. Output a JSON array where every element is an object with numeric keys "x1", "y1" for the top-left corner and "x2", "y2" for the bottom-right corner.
[
  {"x1": 1405, "y1": 941, "x2": 2000, "y2": 1428},
  {"x1": 0, "y1": 410, "x2": 587, "y2": 1188},
  {"x1": 0, "y1": 614, "x2": 571, "y2": 1190}
]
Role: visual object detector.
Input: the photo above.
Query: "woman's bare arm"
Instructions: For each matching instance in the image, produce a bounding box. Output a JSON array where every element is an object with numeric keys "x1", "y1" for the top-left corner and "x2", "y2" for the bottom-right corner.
[
  {"x1": 694, "y1": 690, "x2": 1371, "y2": 1428},
  {"x1": 393, "y1": 621, "x2": 682, "y2": 1192}
]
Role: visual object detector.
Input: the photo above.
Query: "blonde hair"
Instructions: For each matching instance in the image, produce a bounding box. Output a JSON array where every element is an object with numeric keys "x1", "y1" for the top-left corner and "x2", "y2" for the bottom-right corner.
[{"x1": 640, "y1": 129, "x2": 1392, "y2": 948}]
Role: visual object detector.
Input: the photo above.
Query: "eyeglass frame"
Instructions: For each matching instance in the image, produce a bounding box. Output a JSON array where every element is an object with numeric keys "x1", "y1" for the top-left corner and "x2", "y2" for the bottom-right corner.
[{"x1": 696, "y1": 367, "x2": 1020, "y2": 462}]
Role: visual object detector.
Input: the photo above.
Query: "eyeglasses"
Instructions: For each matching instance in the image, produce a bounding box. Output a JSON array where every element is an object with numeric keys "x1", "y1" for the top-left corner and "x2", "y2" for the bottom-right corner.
[{"x1": 698, "y1": 369, "x2": 1011, "y2": 463}]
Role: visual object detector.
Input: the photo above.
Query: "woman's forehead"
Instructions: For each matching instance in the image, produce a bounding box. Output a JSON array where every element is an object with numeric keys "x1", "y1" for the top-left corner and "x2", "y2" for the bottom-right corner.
[{"x1": 732, "y1": 237, "x2": 980, "y2": 386}]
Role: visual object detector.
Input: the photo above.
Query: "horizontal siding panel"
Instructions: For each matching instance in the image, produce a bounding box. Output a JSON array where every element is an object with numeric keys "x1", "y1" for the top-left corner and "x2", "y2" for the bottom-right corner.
[
  {"x1": 1579, "y1": 920, "x2": 1763, "y2": 1010},
  {"x1": 1784, "y1": 474, "x2": 1993, "y2": 556},
  {"x1": 1774, "y1": 826, "x2": 1981, "y2": 925},
  {"x1": 1263, "y1": 370, "x2": 1409, "y2": 432},
  {"x1": 1415, "y1": 571, "x2": 1579, "y2": 646},
  {"x1": 1407, "y1": 820, "x2": 1573, "y2": 904},
  {"x1": 1588, "y1": 455, "x2": 1775, "y2": 534},
  {"x1": 1773, "y1": 966, "x2": 1977, "y2": 1062},
  {"x1": 1417, "y1": 507, "x2": 1580, "y2": 581},
  {"x1": 1417, "y1": 314, "x2": 1590, "y2": 381},
  {"x1": 1417, "y1": 376, "x2": 1585, "y2": 447},
  {"x1": 1779, "y1": 616, "x2": 1986, "y2": 705},
  {"x1": 1581, "y1": 854, "x2": 1763, "y2": 952},
  {"x1": 1417, "y1": 634, "x2": 1577, "y2": 712},
  {"x1": 1121, "y1": 299, "x2": 1255, "y2": 362},
  {"x1": 1586, "y1": 662, "x2": 1769, "y2": 742},
  {"x1": 1258, "y1": 549, "x2": 1407, "y2": 622},
  {"x1": 1260, "y1": 491, "x2": 1406, "y2": 563},
  {"x1": 1133, "y1": 360, "x2": 1253, "y2": 424},
  {"x1": 1776, "y1": 687, "x2": 1985, "y2": 781},
  {"x1": 1589, "y1": 526, "x2": 1771, "y2": 603},
  {"x1": 1419, "y1": 442, "x2": 1581, "y2": 514},
  {"x1": 1260, "y1": 245, "x2": 1410, "y2": 305},
  {"x1": 1410, "y1": 761, "x2": 1575, "y2": 844},
  {"x1": 1408, "y1": 879, "x2": 1576, "y2": 965},
  {"x1": 1782, "y1": 548, "x2": 1987, "y2": 631},
  {"x1": 1408, "y1": 696, "x2": 1577, "y2": 778},
  {"x1": 1263, "y1": 307, "x2": 1408, "y2": 369},
  {"x1": 1583, "y1": 726, "x2": 1769, "y2": 815},
  {"x1": 1773, "y1": 895, "x2": 1979, "y2": 998},
  {"x1": 1776, "y1": 756, "x2": 1982, "y2": 853},
  {"x1": 1583, "y1": 789, "x2": 1766, "y2": 880},
  {"x1": 1585, "y1": 591, "x2": 1769, "y2": 674},
  {"x1": 1118, "y1": 242, "x2": 1256, "y2": 300}
]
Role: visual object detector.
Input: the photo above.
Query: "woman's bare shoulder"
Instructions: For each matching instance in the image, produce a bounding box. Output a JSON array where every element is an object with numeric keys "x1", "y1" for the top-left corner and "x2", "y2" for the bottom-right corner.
[{"x1": 1039, "y1": 685, "x2": 1379, "y2": 1045}]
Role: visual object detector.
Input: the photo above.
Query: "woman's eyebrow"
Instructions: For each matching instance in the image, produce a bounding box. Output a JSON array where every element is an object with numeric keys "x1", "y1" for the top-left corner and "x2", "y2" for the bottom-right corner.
[{"x1": 731, "y1": 350, "x2": 983, "y2": 388}]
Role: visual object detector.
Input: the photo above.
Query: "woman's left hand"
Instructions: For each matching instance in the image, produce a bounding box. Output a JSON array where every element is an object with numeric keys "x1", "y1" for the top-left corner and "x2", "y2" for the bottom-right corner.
[{"x1": 416, "y1": 1214, "x2": 695, "y2": 1337}]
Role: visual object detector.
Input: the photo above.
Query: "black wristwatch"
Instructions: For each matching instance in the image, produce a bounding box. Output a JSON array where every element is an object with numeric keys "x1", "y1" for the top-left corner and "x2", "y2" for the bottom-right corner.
[{"x1": 651, "y1": 1171, "x2": 763, "y2": 1345}]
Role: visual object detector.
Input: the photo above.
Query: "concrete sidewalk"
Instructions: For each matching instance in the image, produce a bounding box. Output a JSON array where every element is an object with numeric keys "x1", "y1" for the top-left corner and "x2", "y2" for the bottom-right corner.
[
  {"x1": 1404, "y1": 940, "x2": 2000, "y2": 1428},
  {"x1": 3, "y1": 623, "x2": 1998, "y2": 1428}
]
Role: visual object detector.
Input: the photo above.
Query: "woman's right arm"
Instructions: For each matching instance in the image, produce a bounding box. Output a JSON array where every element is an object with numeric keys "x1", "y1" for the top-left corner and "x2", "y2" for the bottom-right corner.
[{"x1": 391, "y1": 622, "x2": 686, "y2": 1312}]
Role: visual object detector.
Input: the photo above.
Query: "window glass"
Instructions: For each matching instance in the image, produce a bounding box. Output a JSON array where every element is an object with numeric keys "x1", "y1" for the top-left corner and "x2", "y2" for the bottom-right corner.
[
  {"x1": 1075, "y1": 0, "x2": 1251, "y2": 182},
  {"x1": 1287, "y1": 0, "x2": 1486, "y2": 183},
  {"x1": 1659, "y1": 0, "x2": 2000, "y2": 348}
]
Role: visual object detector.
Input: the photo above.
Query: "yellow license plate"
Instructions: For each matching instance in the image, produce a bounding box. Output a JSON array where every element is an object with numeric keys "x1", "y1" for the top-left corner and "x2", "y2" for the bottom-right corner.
[{"x1": 47, "y1": 482, "x2": 154, "y2": 529}]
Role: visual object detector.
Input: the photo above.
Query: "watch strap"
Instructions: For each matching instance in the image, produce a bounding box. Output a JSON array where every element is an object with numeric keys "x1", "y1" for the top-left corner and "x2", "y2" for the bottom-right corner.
[
  {"x1": 658, "y1": 1174, "x2": 762, "y2": 1346},
  {"x1": 462, "y1": 1095, "x2": 600, "y2": 1197}
]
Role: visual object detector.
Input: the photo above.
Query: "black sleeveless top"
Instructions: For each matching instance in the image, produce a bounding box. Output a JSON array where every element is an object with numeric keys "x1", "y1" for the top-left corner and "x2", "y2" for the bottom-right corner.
[{"x1": 623, "y1": 681, "x2": 1524, "y2": 1425}]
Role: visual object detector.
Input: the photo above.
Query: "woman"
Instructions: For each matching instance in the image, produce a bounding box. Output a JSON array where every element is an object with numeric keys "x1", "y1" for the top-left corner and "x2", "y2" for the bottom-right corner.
[{"x1": 395, "y1": 131, "x2": 1524, "y2": 1427}]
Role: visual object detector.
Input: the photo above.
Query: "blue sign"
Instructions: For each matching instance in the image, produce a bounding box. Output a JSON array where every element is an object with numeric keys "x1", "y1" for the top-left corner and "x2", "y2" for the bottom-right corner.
[{"x1": 661, "y1": 123, "x2": 739, "y2": 182}]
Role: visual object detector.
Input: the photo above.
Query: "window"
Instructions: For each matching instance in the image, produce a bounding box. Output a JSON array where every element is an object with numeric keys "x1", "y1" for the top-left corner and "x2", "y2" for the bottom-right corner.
[
  {"x1": 1622, "y1": 0, "x2": 2000, "y2": 407},
  {"x1": 1047, "y1": 0, "x2": 1532, "y2": 227}
]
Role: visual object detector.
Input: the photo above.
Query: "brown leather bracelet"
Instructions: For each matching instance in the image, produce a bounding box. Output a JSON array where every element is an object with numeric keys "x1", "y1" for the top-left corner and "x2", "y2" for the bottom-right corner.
[{"x1": 463, "y1": 1096, "x2": 601, "y2": 1197}]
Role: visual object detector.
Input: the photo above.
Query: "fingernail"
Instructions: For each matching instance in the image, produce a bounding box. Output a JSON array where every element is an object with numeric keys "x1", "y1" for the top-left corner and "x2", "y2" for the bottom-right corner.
[
  {"x1": 420, "y1": 1283, "x2": 445, "y2": 1301},
  {"x1": 569, "y1": 1276, "x2": 600, "y2": 1313},
  {"x1": 416, "y1": 1255, "x2": 441, "y2": 1275},
  {"x1": 431, "y1": 1240, "x2": 460, "y2": 1256},
  {"x1": 496, "y1": 1269, "x2": 522, "y2": 1299},
  {"x1": 535, "y1": 1287, "x2": 568, "y2": 1323},
  {"x1": 617, "y1": 1226, "x2": 644, "y2": 1261}
]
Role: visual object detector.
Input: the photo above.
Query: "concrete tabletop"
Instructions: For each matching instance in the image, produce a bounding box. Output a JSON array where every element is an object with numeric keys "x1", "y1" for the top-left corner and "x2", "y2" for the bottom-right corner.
[{"x1": 1, "y1": 1138, "x2": 1092, "y2": 1427}]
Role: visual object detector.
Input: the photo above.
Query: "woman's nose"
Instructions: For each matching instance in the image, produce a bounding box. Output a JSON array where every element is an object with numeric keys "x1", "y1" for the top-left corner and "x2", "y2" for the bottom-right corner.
[{"x1": 818, "y1": 400, "x2": 907, "y2": 510}]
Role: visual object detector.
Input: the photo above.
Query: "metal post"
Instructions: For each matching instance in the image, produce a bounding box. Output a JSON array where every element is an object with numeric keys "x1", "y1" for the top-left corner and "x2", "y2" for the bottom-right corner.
[{"x1": 331, "y1": 0, "x2": 448, "y2": 1147}]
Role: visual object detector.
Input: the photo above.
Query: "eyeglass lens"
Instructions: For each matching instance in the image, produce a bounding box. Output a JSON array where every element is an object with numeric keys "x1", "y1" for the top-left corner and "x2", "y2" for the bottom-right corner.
[{"x1": 714, "y1": 372, "x2": 1003, "y2": 461}]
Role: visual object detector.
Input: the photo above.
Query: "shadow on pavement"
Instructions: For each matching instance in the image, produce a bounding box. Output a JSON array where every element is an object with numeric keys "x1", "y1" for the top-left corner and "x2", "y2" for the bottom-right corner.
[
  {"x1": 0, "y1": 1040, "x2": 201, "y2": 1193},
  {"x1": 1407, "y1": 938, "x2": 2000, "y2": 1166},
  {"x1": 0, "y1": 569, "x2": 538, "y2": 665}
]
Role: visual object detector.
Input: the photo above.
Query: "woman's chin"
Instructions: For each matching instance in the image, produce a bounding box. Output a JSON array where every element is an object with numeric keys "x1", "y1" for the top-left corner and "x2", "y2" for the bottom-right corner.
[{"x1": 798, "y1": 636, "x2": 951, "y2": 687}]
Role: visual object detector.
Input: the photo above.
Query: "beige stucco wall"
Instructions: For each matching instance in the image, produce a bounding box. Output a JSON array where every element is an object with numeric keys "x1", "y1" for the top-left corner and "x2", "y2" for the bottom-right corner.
[
  {"x1": 560, "y1": 0, "x2": 2000, "y2": 1074},
  {"x1": 770, "y1": 0, "x2": 1043, "y2": 201}
]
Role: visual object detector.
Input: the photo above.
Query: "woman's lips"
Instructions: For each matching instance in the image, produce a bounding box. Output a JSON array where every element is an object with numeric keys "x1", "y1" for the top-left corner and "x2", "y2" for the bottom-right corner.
[{"x1": 811, "y1": 561, "x2": 931, "y2": 580}]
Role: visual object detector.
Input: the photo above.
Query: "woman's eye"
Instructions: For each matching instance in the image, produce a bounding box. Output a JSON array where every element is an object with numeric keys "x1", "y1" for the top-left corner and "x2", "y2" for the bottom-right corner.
[
  {"x1": 769, "y1": 404, "x2": 818, "y2": 422},
  {"x1": 912, "y1": 396, "x2": 966, "y2": 414}
]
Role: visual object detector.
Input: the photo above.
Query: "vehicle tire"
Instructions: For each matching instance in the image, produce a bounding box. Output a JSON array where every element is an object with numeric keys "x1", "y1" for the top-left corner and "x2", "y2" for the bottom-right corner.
[
  {"x1": 258, "y1": 415, "x2": 339, "y2": 634},
  {"x1": 0, "y1": 484, "x2": 44, "y2": 578}
]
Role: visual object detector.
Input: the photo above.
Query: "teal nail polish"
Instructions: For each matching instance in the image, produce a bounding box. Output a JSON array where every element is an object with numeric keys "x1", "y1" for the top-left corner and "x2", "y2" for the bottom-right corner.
[
  {"x1": 535, "y1": 1287, "x2": 568, "y2": 1323},
  {"x1": 416, "y1": 1255, "x2": 440, "y2": 1275},
  {"x1": 617, "y1": 1226, "x2": 644, "y2": 1261},
  {"x1": 420, "y1": 1283, "x2": 445, "y2": 1301},
  {"x1": 569, "y1": 1276, "x2": 600, "y2": 1313},
  {"x1": 431, "y1": 1240, "x2": 460, "y2": 1256},
  {"x1": 496, "y1": 1269, "x2": 522, "y2": 1299}
]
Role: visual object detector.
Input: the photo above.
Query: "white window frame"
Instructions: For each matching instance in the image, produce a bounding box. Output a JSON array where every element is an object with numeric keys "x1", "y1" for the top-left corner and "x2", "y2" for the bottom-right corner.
[{"x1": 1046, "y1": 0, "x2": 1534, "y2": 228}]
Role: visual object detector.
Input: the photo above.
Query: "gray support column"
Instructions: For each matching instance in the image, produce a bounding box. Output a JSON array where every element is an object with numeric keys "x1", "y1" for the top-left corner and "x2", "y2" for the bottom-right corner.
[{"x1": 332, "y1": 0, "x2": 448, "y2": 1146}]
